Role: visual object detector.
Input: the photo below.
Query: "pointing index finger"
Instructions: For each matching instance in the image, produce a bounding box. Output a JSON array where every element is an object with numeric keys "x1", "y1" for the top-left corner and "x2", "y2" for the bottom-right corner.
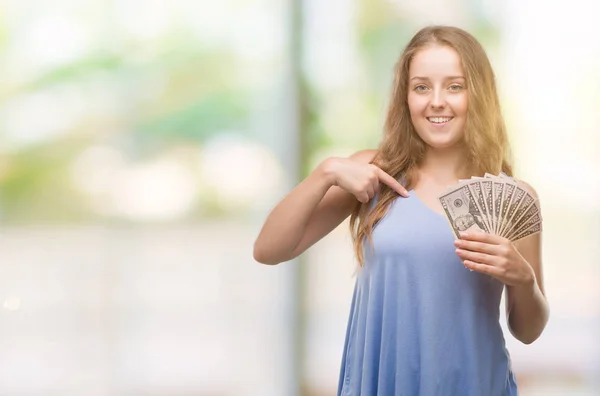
[{"x1": 376, "y1": 168, "x2": 409, "y2": 197}]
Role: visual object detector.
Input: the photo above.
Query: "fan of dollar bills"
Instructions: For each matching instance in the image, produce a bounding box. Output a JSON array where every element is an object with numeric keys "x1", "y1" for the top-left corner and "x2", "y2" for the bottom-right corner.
[{"x1": 438, "y1": 172, "x2": 542, "y2": 241}]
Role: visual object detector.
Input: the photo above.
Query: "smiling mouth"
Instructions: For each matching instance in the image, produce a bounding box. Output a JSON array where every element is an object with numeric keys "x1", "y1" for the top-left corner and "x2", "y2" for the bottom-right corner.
[{"x1": 427, "y1": 116, "x2": 454, "y2": 124}]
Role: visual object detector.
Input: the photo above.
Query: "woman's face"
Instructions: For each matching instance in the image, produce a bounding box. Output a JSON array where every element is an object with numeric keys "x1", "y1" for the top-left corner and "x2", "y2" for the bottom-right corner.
[{"x1": 407, "y1": 45, "x2": 468, "y2": 150}]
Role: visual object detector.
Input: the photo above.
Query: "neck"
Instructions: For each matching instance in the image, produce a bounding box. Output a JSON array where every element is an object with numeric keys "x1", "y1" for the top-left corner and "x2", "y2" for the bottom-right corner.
[{"x1": 418, "y1": 146, "x2": 473, "y2": 185}]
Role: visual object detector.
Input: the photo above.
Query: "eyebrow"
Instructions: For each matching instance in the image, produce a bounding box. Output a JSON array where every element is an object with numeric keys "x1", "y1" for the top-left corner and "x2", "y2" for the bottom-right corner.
[{"x1": 410, "y1": 76, "x2": 465, "y2": 81}]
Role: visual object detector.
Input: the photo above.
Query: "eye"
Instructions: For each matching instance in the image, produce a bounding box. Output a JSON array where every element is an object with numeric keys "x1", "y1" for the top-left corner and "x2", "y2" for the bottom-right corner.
[
  {"x1": 414, "y1": 85, "x2": 429, "y2": 93},
  {"x1": 448, "y1": 84, "x2": 464, "y2": 92}
]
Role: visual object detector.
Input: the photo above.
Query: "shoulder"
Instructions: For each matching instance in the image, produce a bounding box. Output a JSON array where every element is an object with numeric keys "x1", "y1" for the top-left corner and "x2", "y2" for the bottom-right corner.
[{"x1": 348, "y1": 149, "x2": 378, "y2": 163}]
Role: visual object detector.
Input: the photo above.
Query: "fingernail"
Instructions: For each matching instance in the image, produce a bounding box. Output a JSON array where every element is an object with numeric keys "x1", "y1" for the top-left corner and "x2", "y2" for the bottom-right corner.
[{"x1": 460, "y1": 232, "x2": 469, "y2": 238}]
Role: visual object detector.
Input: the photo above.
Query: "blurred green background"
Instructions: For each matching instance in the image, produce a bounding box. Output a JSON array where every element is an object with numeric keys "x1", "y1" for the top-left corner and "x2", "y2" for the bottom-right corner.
[{"x1": 0, "y1": 0, "x2": 598, "y2": 395}]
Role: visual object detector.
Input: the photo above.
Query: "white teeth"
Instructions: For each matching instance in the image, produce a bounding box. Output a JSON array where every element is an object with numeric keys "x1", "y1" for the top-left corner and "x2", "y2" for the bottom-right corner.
[{"x1": 428, "y1": 117, "x2": 452, "y2": 124}]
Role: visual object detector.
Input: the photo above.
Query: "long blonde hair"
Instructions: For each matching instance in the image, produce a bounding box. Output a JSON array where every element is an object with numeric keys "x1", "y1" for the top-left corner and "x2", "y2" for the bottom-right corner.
[{"x1": 349, "y1": 25, "x2": 513, "y2": 266}]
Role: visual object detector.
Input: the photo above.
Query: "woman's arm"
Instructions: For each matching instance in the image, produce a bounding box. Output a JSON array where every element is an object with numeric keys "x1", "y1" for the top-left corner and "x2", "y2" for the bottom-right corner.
[
  {"x1": 454, "y1": 181, "x2": 549, "y2": 344},
  {"x1": 505, "y1": 231, "x2": 549, "y2": 344},
  {"x1": 253, "y1": 150, "x2": 376, "y2": 265}
]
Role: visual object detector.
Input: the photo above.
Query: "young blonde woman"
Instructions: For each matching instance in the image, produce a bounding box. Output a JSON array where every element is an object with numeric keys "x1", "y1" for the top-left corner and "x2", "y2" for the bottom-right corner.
[{"x1": 254, "y1": 25, "x2": 549, "y2": 395}]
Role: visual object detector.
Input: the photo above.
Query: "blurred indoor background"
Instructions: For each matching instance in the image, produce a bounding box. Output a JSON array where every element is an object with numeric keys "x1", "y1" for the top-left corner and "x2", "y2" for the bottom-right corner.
[{"x1": 0, "y1": 0, "x2": 598, "y2": 395}]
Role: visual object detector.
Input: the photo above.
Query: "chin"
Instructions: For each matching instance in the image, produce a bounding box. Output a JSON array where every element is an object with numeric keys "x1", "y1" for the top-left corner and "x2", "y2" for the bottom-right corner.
[
  {"x1": 415, "y1": 128, "x2": 464, "y2": 149},
  {"x1": 421, "y1": 135, "x2": 462, "y2": 150}
]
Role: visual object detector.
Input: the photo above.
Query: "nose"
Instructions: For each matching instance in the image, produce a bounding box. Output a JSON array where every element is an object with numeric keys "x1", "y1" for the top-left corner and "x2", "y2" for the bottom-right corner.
[{"x1": 430, "y1": 89, "x2": 446, "y2": 109}]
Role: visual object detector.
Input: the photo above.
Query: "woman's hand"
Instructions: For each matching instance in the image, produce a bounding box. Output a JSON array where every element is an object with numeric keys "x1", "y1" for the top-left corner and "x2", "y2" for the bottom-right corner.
[
  {"x1": 453, "y1": 232, "x2": 536, "y2": 287},
  {"x1": 322, "y1": 157, "x2": 409, "y2": 203}
]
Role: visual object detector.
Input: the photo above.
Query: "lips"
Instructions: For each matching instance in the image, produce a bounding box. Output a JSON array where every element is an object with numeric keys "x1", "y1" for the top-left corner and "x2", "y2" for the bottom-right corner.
[{"x1": 427, "y1": 116, "x2": 453, "y2": 124}]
